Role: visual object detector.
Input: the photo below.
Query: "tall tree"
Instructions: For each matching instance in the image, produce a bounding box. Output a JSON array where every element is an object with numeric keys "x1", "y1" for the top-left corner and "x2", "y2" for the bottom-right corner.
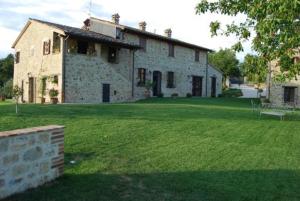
[
  {"x1": 208, "y1": 48, "x2": 240, "y2": 87},
  {"x1": 240, "y1": 54, "x2": 267, "y2": 84},
  {"x1": 0, "y1": 54, "x2": 14, "y2": 86},
  {"x1": 196, "y1": 0, "x2": 300, "y2": 81}
]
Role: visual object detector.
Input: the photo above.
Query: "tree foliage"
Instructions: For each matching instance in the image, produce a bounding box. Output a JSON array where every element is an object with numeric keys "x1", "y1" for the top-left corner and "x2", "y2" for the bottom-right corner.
[
  {"x1": 196, "y1": 0, "x2": 300, "y2": 80},
  {"x1": 240, "y1": 54, "x2": 267, "y2": 84},
  {"x1": 208, "y1": 48, "x2": 240, "y2": 81},
  {"x1": 0, "y1": 54, "x2": 14, "y2": 86}
]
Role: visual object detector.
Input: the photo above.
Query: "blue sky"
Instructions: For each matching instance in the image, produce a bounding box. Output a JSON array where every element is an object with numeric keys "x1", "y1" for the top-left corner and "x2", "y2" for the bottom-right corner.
[{"x1": 0, "y1": 0, "x2": 254, "y2": 60}]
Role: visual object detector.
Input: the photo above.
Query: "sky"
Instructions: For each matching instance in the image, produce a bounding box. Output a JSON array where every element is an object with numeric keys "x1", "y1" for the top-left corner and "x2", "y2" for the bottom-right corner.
[{"x1": 0, "y1": 0, "x2": 254, "y2": 61}]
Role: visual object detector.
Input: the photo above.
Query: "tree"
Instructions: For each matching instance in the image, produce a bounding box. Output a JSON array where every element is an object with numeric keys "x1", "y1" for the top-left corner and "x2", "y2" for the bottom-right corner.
[
  {"x1": 196, "y1": 0, "x2": 300, "y2": 81},
  {"x1": 12, "y1": 85, "x2": 23, "y2": 114},
  {"x1": 240, "y1": 54, "x2": 267, "y2": 84},
  {"x1": 0, "y1": 54, "x2": 14, "y2": 86},
  {"x1": 208, "y1": 48, "x2": 240, "y2": 87}
]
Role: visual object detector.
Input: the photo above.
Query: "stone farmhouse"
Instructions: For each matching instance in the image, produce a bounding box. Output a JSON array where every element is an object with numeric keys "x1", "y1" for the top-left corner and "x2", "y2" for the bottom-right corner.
[
  {"x1": 268, "y1": 55, "x2": 300, "y2": 107},
  {"x1": 12, "y1": 14, "x2": 223, "y2": 103}
]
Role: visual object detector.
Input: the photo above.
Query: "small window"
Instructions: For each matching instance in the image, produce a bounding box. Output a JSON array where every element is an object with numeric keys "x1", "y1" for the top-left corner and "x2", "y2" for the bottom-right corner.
[
  {"x1": 53, "y1": 32, "x2": 61, "y2": 53},
  {"x1": 43, "y1": 40, "x2": 51, "y2": 55},
  {"x1": 77, "y1": 40, "x2": 88, "y2": 54},
  {"x1": 283, "y1": 87, "x2": 296, "y2": 103},
  {"x1": 167, "y1": 71, "x2": 175, "y2": 88},
  {"x1": 108, "y1": 47, "x2": 118, "y2": 63},
  {"x1": 116, "y1": 28, "x2": 124, "y2": 40},
  {"x1": 15, "y1": 51, "x2": 20, "y2": 63},
  {"x1": 137, "y1": 68, "x2": 146, "y2": 86},
  {"x1": 139, "y1": 37, "x2": 147, "y2": 52},
  {"x1": 168, "y1": 43, "x2": 174, "y2": 57},
  {"x1": 195, "y1": 50, "x2": 200, "y2": 62}
]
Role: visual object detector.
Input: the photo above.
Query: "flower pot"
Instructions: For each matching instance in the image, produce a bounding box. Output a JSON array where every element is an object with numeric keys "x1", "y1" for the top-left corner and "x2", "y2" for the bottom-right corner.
[
  {"x1": 50, "y1": 98, "x2": 58, "y2": 104},
  {"x1": 41, "y1": 97, "x2": 46, "y2": 104}
]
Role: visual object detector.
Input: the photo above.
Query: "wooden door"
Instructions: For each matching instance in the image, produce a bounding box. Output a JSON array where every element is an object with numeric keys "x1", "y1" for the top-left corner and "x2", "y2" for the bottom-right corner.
[
  {"x1": 211, "y1": 77, "x2": 217, "y2": 97},
  {"x1": 152, "y1": 71, "x2": 162, "y2": 96},
  {"x1": 192, "y1": 76, "x2": 202, "y2": 97},
  {"x1": 102, "y1": 84, "x2": 110, "y2": 103},
  {"x1": 28, "y1": 78, "x2": 34, "y2": 103}
]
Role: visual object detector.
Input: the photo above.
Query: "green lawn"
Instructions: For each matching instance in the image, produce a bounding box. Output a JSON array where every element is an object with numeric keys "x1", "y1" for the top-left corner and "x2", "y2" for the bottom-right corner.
[{"x1": 1, "y1": 98, "x2": 300, "y2": 201}]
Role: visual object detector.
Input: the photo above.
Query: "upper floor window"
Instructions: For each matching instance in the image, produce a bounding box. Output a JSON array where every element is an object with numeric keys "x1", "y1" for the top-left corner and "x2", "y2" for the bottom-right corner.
[
  {"x1": 53, "y1": 32, "x2": 61, "y2": 53},
  {"x1": 77, "y1": 40, "x2": 88, "y2": 54},
  {"x1": 137, "y1": 68, "x2": 146, "y2": 86},
  {"x1": 139, "y1": 37, "x2": 147, "y2": 52},
  {"x1": 43, "y1": 40, "x2": 51, "y2": 55},
  {"x1": 116, "y1": 28, "x2": 124, "y2": 40},
  {"x1": 167, "y1": 71, "x2": 175, "y2": 88},
  {"x1": 168, "y1": 43, "x2": 175, "y2": 57},
  {"x1": 195, "y1": 50, "x2": 200, "y2": 62},
  {"x1": 15, "y1": 51, "x2": 20, "y2": 63},
  {"x1": 108, "y1": 47, "x2": 118, "y2": 63}
]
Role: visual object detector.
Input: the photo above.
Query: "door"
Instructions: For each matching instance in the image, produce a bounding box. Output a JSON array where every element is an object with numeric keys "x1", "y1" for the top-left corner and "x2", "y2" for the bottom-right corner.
[
  {"x1": 28, "y1": 77, "x2": 34, "y2": 103},
  {"x1": 153, "y1": 71, "x2": 162, "y2": 96},
  {"x1": 211, "y1": 77, "x2": 217, "y2": 97},
  {"x1": 192, "y1": 76, "x2": 202, "y2": 97},
  {"x1": 102, "y1": 84, "x2": 110, "y2": 103}
]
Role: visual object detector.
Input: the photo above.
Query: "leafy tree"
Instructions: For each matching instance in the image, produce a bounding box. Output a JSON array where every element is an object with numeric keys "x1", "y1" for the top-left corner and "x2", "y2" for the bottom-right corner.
[
  {"x1": 240, "y1": 54, "x2": 267, "y2": 85},
  {"x1": 3, "y1": 79, "x2": 13, "y2": 98},
  {"x1": 12, "y1": 85, "x2": 23, "y2": 114},
  {"x1": 208, "y1": 48, "x2": 240, "y2": 87},
  {"x1": 0, "y1": 54, "x2": 14, "y2": 86},
  {"x1": 196, "y1": 0, "x2": 300, "y2": 81}
]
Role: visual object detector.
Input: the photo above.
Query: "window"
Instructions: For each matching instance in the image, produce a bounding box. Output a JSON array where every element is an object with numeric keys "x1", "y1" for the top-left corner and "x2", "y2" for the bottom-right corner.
[
  {"x1": 168, "y1": 43, "x2": 174, "y2": 57},
  {"x1": 108, "y1": 47, "x2": 118, "y2": 63},
  {"x1": 195, "y1": 50, "x2": 200, "y2": 62},
  {"x1": 53, "y1": 32, "x2": 61, "y2": 53},
  {"x1": 167, "y1": 71, "x2": 175, "y2": 88},
  {"x1": 116, "y1": 28, "x2": 124, "y2": 40},
  {"x1": 77, "y1": 40, "x2": 88, "y2": 54},
  {"x1": 15, "y1": 51, "x2": 20, "y2": 63},
  {"x1": 137, "y1": 68, "x2": 146, "y2": 86},
  {"x1": 139, "y1": 37, "x2": 147, "y2": 52},
  {"x1": 43, "y1": 40, "x2": 51, "y2": 55},
  {"x1": 283, "y1": 87, "x2": 296, "y2": 103}
]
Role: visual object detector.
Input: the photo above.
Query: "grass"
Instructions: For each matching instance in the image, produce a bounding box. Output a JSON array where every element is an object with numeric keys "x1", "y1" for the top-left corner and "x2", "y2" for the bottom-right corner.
[{"x1": 1, "y1": 98, "x2": 300, "y2": 201}]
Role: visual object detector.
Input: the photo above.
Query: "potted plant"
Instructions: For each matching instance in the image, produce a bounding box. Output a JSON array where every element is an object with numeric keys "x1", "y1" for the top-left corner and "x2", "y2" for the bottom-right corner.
[
  {"x1": 144, "y1": 80, "x2": 154, "y2": 98},
  {"x1": 49, "y1": 88, "x2": 59, "y2": 104}
]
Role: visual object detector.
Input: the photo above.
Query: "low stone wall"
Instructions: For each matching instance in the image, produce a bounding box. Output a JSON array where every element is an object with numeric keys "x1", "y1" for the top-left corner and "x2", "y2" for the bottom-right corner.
[{"x1": 0, "y1": 125, "x2": 64, "y2": 199}]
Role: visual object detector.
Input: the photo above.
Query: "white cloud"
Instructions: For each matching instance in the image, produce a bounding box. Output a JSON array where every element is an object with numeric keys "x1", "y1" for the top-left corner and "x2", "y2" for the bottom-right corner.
[{"x1": 0, "y1": 0, "x2": 254, "y2": 60}]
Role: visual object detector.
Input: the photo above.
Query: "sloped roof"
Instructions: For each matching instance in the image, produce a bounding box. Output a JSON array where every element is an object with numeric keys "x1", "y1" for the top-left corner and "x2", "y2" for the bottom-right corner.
[
  {"x1": 12, "y1": 18, "x2": 140, "y2": 49},
  {"x1": 89, "y1": 17, "x2": 213, "y2": 52}
]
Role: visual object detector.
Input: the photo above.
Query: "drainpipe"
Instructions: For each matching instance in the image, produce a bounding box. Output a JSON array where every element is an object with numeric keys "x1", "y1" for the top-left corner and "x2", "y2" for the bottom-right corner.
[
  {"x1": 61, "y1": 35, "x2": 69, "y2": 103},
  {"x1": 205, "y1": 52, "x2": 209, "y2": 97}
]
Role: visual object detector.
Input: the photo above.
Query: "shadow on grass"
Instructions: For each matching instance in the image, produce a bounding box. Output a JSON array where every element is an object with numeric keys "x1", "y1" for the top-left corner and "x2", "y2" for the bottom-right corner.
[{"x1": 4, "y1": 169, "x2": 300, "y2": 201}]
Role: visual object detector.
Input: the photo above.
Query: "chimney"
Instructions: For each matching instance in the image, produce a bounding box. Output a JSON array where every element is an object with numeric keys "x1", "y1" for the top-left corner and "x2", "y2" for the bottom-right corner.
[
  {"x1": 164, "y1": 28, "x2": 172, "y2": 38},
  {"x1": 139, "y1": 21, "x2": 147, "y2": 31},
  {"x1": 112, "y1": 13, "x2": 120, "y2": 24}
]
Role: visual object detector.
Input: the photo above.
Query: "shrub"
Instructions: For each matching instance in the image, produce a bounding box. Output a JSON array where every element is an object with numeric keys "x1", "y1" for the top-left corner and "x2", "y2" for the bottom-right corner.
[
  {"x1": 49, "y1": 88, "x2": 59, "y2": 98},
  {"x1": 221, "y1": 89, "x2": 243, "y2": 98},
  {"x1": 3, "y1": 79, "x2": 13, "y2": 98},
  {"x1": 186, "y1": 93, "x2": 192, "y2": 98},
  {"x1": 157, "y1": 93, "x2": 164, "y2": 98},
  {"x1": 171, "y1": 93, "x2": 179, "y2": 98}
]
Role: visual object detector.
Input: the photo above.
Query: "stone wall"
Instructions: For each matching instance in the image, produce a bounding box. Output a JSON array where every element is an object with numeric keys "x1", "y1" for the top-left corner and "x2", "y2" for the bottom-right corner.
[{"x1": 0, "y1": 125, "x2": 64, "y2": 199}]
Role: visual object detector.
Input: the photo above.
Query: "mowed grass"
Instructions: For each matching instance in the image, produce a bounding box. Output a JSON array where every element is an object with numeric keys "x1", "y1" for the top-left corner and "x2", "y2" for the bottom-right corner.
[{"x1": 1, "y1": 98, "x2": 300, "y2": 201}]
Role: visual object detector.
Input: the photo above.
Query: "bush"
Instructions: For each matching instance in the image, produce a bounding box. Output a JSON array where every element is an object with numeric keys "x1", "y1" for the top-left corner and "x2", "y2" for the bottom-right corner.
[
  {"x1": 220, "y1": 89, "x2": 243, "y2": 98},
  {"x1": 3, "y1": 79, "x2": 13, "y2": 98},
  {"x1": 49, "y1": 88, "x2": 59, "y2": 98},
  {"x1": 157, "y1": 93, "x2": 164, "y2": 98},
  {"x1": 171, "y1": 93, "x2": 179, "y2": 98},
  {"x1": 186, "y1": 93, "x2": 192, "y2": 98}
]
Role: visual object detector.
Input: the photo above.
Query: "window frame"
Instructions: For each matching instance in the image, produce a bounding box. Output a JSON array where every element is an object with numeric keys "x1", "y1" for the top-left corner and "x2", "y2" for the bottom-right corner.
[
  {"x1": 52, "y1": 32, "x2": 61, "y2": 54},
  {"x1": 15, "y1": 51, "x2": 20, "y2": 64},
  {"x1": 137, "y1": 68, "x2": 146, "y2": 86},
  {"x1": 168, "y1": 43, "x2": 175, "y2": 57},
  {"x1": 167, "y1": 71, "x2": 175, "y2": 88},
  {"x1": 139, "y1": 37, "x2": 147, "y2": 52},
  {"x1": 283, "y1": 86, "x2": 297, "y2": 103},
  {"x1": 195, "y1": 49, "x2": 200, "y2": 62},
  {"x1": 43, "y1": 40, "x2": 51, "y2": 55},
  {"x1": 108, "y1": 47, "x2": 118, "y2": 63}
]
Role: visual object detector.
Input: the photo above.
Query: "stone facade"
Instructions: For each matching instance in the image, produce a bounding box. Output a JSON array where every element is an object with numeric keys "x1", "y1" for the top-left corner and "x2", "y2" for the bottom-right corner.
[
  {"x1": 269, "y1": 59, "x2": 300, "y2": 107},
  {"x1": 13, "y1": 17, "x2": 223, "y2": 104},
  {"x1": 0, "y1": 125, "x2": 64, "y2": 199}
]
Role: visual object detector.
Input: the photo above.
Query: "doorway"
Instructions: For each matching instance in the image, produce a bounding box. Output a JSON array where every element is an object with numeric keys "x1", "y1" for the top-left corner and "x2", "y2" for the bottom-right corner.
[
  {"x1": 102, "y1": 84, "x2": 110, "y2": 103},
  {"x1": 152, "y1": 71, "x2": 162, "y2": 96},
  {"x1": 211, "y1": 77, "x2": 217, "y2": 97},
  {"x1": 28, "y1": 77, "x2": 34, "y2": 103},
  {"x1": 192, "y1": 76, "x2": 202, "y2": 97}
]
